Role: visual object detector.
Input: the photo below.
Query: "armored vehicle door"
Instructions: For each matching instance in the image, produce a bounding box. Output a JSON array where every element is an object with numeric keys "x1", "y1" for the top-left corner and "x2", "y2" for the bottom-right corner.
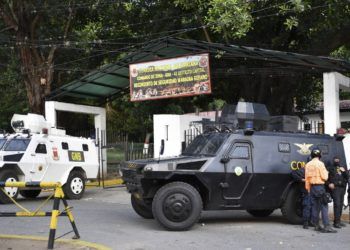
[
  {"x1": 222, "y1": 142, "x2": 253, "y2": 200},
  {"x1": 29, "y1": 142, "x2": 49, "y2": 181}
]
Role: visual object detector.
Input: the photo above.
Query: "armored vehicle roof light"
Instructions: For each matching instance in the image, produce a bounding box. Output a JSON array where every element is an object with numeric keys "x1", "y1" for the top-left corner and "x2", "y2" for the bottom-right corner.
[
  {"x1": 11, "y1": 113, "x2": 50, "y2": 134},
  {"x1": 235, "y1": 102, "x2": 270, "y2": 121},
  {"x1": 244, "y1": 120, "x2": 255, "y2": 135},
  {"x1": 235, "y1": 102, "x2": 270, "y2": 131}
]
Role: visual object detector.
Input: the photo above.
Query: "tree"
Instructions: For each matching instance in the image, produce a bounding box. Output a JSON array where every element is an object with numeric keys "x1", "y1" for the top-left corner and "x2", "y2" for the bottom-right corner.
[
  {"x1": 0, "y1": 53, "x2": 28, "y2": 130},
  {"x1": 0, "y1": 1, "x2": 77, "y2": 113}
]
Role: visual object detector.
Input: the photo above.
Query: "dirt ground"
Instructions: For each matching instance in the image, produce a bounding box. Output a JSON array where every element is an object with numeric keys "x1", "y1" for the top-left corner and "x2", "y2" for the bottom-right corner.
[{"x1": 0, "y1": 238, "x2": 97, "y2": 250}]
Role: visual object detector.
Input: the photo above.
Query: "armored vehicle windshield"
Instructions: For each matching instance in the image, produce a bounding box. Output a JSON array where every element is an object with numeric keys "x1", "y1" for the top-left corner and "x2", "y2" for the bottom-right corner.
[
  {"x1": 3, "y1": 138, "x2": 31, "y2": 151},
  {"x1": 182, "y1": 132, "x2": 229, "y2": 156},
  {"x1": 0, "y1": 139, "x2": 6, "y2": 149}
]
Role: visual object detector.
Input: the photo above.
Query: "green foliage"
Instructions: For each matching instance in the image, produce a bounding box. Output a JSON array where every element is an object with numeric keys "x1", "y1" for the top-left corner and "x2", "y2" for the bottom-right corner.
[
  {"x1": 294, "y1": 77, "x2": 323, "y2": 113},
  {"x1": 206, "y1": 0, "x2": 253, "y2": 38},
  {"x1": 0, "y1": 0, "x2": 349, "y2": 139},
  {"x1": 331, "y1": 46, "x2": 350, "y2": 61},
  {"x1": 175, "y1": 0, "x2": 253, "y2": 39},
  {"x1": 0, "y1": 55, "x2": 28, "y2": 130},
  {"x1": 208, "y1": 99, "x2": 226, "y2": 111},
  {"x1": 284, "y1": 16, "x2": 299, "y2": 30}
]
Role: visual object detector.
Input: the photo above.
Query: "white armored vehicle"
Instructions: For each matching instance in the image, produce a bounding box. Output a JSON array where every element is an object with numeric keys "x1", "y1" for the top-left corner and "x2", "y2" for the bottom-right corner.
[{"x1": 0, "y1": 113, "x2": 99, "y2": 203}]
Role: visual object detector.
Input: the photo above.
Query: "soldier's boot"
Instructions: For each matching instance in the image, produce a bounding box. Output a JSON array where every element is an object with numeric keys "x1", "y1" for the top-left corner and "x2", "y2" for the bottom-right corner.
[
  {"x1": 323, "y1": 225, "x2": 337, "y2": 233},
  {"x1": 308, "y1": 221, "x2": 315, "y2": 227},
  {"x1": 314, "y1": 224, "x2": 324, "y2": 232},
  {"x1": 339, "y1": 222, "x2": 346, "y2": 227},
  {"x1": 303, "y1": 222, "x2": 308, "y2": 229},
  {"x1": 333, "y1": 223, "x2": 342, "y2": 229}
]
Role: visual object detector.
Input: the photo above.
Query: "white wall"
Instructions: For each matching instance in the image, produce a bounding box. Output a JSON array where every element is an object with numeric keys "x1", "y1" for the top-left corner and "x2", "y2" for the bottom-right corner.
[
  {"x1": 153, "y1": 114, "x2": 214, "y2": 158},
  {"x1": 45, "y1": 101, "x2": 107, "y2": 174}
]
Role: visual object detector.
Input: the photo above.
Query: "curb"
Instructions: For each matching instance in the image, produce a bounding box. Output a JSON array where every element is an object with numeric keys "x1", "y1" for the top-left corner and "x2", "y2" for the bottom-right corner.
[{"x1": 0, "y1": 234, "x2": 111, "y2": 250}]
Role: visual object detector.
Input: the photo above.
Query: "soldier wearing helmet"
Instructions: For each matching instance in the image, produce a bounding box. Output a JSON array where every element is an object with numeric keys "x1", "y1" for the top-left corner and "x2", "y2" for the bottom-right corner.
[
  {"x1": 326, "y1": 156, "x2": 348, "y2": 228},
  {"x1": 305, "y1": 148, "x2": 336, "y2": 233}
]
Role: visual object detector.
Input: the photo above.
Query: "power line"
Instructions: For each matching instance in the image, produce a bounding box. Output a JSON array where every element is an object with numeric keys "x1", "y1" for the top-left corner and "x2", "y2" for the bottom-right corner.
[
  {"x1": 0, "y1": 1, "x2": 346, "y2": 79},
  {"x1": 30, "y1": 0, "x2": 121, "y2": 13}
]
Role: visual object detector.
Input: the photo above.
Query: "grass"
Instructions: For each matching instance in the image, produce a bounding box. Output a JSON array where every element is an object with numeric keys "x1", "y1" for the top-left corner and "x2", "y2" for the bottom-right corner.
[{"x1": 107, "y1": 147, "x2": 125, "y2": 163}]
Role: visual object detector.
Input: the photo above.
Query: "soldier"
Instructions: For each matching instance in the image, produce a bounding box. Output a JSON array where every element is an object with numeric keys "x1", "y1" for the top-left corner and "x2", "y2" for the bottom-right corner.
[
  {"x1": 327, "y1": 156, "x2": 348, "y2": 228},
  {"x1": 291, "y1": 164, "x2": 312, "y2": 229},
  {"x1": 305, "y1": 148, "x2": 336, "y2": 233}
]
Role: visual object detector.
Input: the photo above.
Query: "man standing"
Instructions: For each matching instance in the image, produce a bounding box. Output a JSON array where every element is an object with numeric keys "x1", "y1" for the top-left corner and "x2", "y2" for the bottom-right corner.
[
  {"x1": 305, "y1": 148, "x2": 336, "y2": 233},
  {"x1": 291, "y1": 165, "x2": 312, "y2": 229},
  {"x1": 327, "y1": 157, "x2": 349, "y2": 228}
]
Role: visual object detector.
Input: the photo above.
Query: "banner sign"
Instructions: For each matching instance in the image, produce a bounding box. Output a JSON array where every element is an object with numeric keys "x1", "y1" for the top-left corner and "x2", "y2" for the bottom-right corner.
[{"x1": 129, "y1": 53, "x2": 211, "y2": 101}]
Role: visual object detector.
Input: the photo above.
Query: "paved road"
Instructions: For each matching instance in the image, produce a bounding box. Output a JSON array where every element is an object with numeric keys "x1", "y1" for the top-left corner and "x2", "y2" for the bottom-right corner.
[{"x1": 0, "y1": 187, "x2": 349, "y2": 250}]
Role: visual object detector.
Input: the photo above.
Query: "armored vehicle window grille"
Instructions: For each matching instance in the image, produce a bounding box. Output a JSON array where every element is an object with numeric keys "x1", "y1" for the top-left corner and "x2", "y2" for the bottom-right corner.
[
  {"x1": 176, "y1": 160, "x2": 206, "y2": 170},
  {"x1": 4, "y1": 139, "x2": 30, "y2": 151},
  {"x1": 318, "y1": 144, "x2": 329, "y2": 155},
  {"x1": 62, "y1": 142, "x2": 69, "y2": 150},
  {"x1": 35, "y1": 143, "x2": 47, "y2": 154},
  {"x1": 230, "y1": 146, "x2": 249, "y2": 159},
  {"x1": 278, "y1": 143, "x2": 290, "y2": 153},
  {"x1": 82, "y1": 144, "x2": 89, "y2": 151}
]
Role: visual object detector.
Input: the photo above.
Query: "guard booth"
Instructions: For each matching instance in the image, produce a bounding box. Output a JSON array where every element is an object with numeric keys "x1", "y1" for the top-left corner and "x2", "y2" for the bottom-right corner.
[{"x1": 47, "y1": 37, "x2": 350, "y2": 174}]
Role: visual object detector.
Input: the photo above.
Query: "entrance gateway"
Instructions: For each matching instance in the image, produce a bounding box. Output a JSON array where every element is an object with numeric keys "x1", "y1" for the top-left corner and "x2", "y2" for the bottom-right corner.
[
  {"x1": 45, "y1": 101, "x2": 107, "y2": 174},
  {"x1": 47, "y1": 37, "x2": 350, "y2": 155}
]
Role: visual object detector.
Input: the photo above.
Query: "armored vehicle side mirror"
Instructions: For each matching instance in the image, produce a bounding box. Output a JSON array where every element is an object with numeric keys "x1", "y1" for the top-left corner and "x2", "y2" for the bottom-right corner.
[
  {"x1": 160, "y1": 139, "x2": 165, "y2": 155},
  {"x1": 220, "y1": 157, "x2": 230, "y2": 164}
]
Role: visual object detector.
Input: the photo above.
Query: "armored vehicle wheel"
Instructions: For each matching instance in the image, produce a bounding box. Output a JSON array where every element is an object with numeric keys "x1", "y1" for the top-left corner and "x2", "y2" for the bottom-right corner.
[
  {"x1": 19, "y1": 189, "x2": 41, "y2": 199},
  {"x1": 131, "y1": 194, "x2": 154, "y2": 219},
  {"x1": 0, "y1": 170, "x2": 19, "y2": 204},
  {"x1": 63, "y1": 170, "x2": 85, "y2": 200},
  {"x1": 152, "y1": 181, "x2": 202, "y2": 231},
  {"x1": 247, "y1": 209, "x2": 274, "y2": 217},
  {"x1": 281, "y1": 185, "x2": 303, "y2": 224}
]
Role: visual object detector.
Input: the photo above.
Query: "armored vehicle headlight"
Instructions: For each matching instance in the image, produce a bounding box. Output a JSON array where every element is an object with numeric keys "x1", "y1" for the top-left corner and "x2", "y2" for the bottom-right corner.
[{"x1": 144, "y1": 166, "x2": 153, "y2": 172}]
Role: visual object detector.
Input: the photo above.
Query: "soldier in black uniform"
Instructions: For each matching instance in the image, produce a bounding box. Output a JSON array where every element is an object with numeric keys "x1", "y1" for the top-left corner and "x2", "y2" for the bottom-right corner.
[
  {"x1": 291, "y1": 165, "x2": 312, "y2": 229},
  {"x1": 327, "y1": 156, "x2": 349, "y2": 228}
]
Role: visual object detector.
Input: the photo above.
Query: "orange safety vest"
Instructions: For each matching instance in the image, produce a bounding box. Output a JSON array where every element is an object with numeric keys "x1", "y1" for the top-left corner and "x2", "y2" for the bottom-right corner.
[{"x1": 304, "y1": 158, "x2": 328, "y2": 192}]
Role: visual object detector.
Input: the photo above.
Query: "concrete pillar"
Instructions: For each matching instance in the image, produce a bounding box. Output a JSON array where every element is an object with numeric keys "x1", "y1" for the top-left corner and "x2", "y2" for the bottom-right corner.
[
  {"x1": 45, "y1": 101, "x2": 57, "y2": 127},
  {"x1": 323, "y1": 72, "x2": 350, "y2": 135},
  {"x1": 323, "y1": 73, "x2": 340, "y2": 135}
]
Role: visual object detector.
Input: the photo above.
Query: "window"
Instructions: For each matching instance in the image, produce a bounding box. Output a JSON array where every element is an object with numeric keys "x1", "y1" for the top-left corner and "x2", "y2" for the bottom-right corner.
[
  {"x1": 0, "y1": 139, "x2": 6, "y2": 149},
  {"x1": 62, "y1": 142, "x2": 69, "y2": 150},
  {"x1": 230, "y1": 146, "x2": 249, "y2": 159},
  {"x1": 278, "y1": 143, "x2": 290, "y2": 153},
  {"x1": 35, "y1": 143, "x2": 47, "y2": 154},
  {"x1": 82, "y1": 144, "x2": 89, "y2": 151},
  {"x1": 4, "y1": 139, "x2": 31, "y2": 151},
  {"x1": 318, "y1": 144, "x2": 329, "y2": 155},
  {"x1": 182, "y1": 133, "x2": 229, "y2": 156}
]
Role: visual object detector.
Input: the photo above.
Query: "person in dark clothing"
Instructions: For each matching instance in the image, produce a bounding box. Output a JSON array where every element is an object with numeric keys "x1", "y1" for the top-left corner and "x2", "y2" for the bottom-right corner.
[
  {"x1": 327, "y1": 156, "x2": 349, "y2": 228},
  {"x1": 291, "y1": 166, "x2": 312, "y2": 229}
]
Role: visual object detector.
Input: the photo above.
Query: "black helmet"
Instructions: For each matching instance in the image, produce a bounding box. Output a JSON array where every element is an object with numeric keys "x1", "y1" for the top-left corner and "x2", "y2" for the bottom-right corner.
[{"x1": 311, "y1": 148, "x2": 321, "y2": 158}]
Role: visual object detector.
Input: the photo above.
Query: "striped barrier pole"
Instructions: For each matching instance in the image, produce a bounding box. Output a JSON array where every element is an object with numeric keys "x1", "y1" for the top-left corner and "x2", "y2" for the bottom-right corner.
[{"x1": 0, "y1": 181, "x2": 80, "y2": 249}]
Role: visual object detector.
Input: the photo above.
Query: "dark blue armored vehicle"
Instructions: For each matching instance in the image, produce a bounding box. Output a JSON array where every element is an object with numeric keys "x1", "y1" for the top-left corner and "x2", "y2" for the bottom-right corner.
[{"x1": 121, "y1": 102, "x2": 346, "y2": 230}]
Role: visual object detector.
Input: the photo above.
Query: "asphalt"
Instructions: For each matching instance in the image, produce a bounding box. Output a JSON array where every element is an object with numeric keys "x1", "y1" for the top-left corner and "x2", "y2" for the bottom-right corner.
[{"x1": 0, "y1": 187, "x2": 350, "y2": 250}]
